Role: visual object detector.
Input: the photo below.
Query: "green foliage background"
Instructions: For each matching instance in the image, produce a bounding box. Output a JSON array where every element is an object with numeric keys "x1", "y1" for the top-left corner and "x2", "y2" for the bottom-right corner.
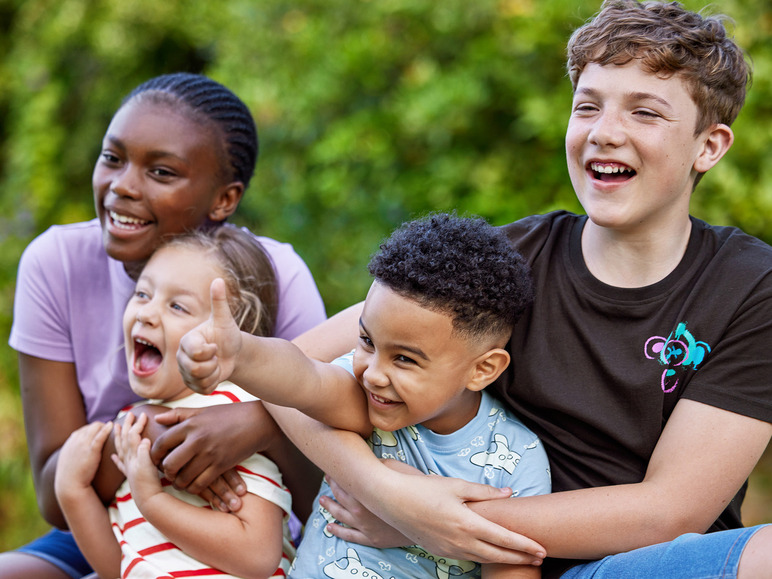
[{"x1": 1, "y1": 0, "x2": 770, "y2": 549}]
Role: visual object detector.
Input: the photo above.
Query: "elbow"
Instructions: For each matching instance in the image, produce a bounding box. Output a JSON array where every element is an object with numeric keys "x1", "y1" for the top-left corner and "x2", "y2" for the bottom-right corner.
[
  {"x1": 38, "y1": 491, "x2": 68, "y2": 529},
  {"x1": 225, "y1": 541, "x2": 284, "y2": 579}
]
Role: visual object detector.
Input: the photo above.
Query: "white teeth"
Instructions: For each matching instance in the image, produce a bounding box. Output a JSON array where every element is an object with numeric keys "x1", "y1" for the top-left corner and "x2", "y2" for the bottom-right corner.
[
  {"x1": 371, "y1": 393, "x2": 395, "y2": 404},
  {"x1": 135, "y1": 338, "x2": 155, "y2": 348},
  {"x1": 590, "y1": 163, "x2": 633, "y2": 174},
  {"x1": 110, "y1": 211, "x2": 149, "y2": 228}
]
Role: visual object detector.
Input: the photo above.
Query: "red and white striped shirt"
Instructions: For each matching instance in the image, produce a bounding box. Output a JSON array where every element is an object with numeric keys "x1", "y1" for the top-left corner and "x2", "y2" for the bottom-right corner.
[{"x1": 109, "y1": 383, "x2": 294, "y2": 578}]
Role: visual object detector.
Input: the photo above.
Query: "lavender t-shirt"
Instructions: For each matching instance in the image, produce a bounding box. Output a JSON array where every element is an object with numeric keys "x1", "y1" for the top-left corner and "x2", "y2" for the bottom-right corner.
[{"x1": 9, "y1": 219, "x2": 326, "y2": 423}]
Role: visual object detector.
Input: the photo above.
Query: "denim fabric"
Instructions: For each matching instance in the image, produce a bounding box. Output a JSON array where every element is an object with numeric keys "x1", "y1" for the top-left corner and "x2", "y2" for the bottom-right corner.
[
  {"x1": 16, "y1": 528, "x2": 93, "y2": 578},
  {"x1": 562, "y1": 525, "x2": 769, "y2": 579}
]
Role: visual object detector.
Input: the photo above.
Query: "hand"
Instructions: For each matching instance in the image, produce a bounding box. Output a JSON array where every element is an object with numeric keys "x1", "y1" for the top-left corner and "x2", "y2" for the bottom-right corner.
[
  {"x1": 365, "y1": 472, "x2": 546, "y2": 566},
  {"x1": 55, "y1": 421, "x2": 113, "y2": 497},
  {"x1": 322, "y1": 475, "x2": 412, "y2": 548},
  {"x1": 149, "y1": 403, "x2": 275, "y2": 510},
  {"x1": 177, "y1": 278, "x2": 243, "y2": 395},
  {"x1": 112, "y1": 413, "x2": 162, "y2": 503}
]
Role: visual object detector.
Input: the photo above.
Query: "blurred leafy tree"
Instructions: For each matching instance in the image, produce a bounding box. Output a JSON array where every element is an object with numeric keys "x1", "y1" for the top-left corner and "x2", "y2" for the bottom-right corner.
[{"x1": 0, "y1": 0, "x2": 770, "y2": 550}]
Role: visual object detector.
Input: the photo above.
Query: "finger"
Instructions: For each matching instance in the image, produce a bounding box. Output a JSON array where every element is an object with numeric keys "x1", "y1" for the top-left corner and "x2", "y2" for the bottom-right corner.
[
  {"x1": 174, "y1": 460, "x2": 220, "y2": 495},
  {"x1": 206, "y1": 475, "x2": 244, "y2": 513},
  {"x1": 198, "y1": 487, "x2": 229, "y2": 512},
  {"x1": 221, "y1": 469, "x2": 247, "y2": 497},
  {"x1": 325, "y1": 523, "x2": 376, "y2": 545},
  {"x1": 152, "y1": 406, "x2": 200, "y2": 426},
  {"x1": 91, "y1": 421, "x2": 113, "y2": 450},
  {"x1": 154, "y1": 434, "x2": 199, "y2": 481},
  {"x1": 318, "y1": 494, "x2": 356, "y2": 527},
  {"x1": 111, "y1": 453, "x2": 127, "y2": 475},
  {"x1": 129, "y1": 412, "x2": 149, "y2": 435},
  {"x1": 179, "y1": 331, "x2": 219, "y2": 363},
  {"x1": 209, "y1": 277, "x2": 234, "y2": 330}
]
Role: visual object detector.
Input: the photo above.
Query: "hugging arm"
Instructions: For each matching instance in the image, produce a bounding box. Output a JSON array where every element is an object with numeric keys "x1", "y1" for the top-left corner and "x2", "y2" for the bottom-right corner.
[
  {"x1": 18, "y1": 353, "x2": 88, "y2": 529},
  {"x1": 469, "y1": 399, "x2": 772, "y2": 559}
]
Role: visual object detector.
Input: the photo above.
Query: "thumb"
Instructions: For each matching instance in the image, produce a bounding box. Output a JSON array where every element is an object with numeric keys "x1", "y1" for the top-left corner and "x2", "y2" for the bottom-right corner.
[{"x1": 209, "y1": 278, "x2": 234, "y2": 329}]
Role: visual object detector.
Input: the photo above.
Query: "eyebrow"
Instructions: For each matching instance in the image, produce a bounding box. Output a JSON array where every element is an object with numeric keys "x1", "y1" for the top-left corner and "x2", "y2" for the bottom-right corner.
[
  {"x1": 358, "y1": 318, "x2": 430, "y2": 362},
  {"x1": 575, "y1": 87, "x2": 673, "y2": 110},
  {"x1": 103, "y1": 134, "x2": 187, "y2": 162}
]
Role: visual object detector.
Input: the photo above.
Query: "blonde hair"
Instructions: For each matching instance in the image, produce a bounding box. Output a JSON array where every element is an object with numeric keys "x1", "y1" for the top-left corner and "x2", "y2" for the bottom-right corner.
[{"x1": 161, "y1": 226, "x2": 277, "y2": 337}]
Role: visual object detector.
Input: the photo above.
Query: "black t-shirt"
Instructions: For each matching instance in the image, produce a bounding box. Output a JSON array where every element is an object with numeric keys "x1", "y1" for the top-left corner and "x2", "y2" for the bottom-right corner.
[{"x1": 494, "y1": 211, "x2": 772, "y2": 576}]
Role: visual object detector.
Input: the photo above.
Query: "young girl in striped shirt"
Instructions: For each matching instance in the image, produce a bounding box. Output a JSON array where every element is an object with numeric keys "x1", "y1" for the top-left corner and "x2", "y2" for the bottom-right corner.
[{"x1": 55, "y1": 227, "x2": 294, "y2": 579}]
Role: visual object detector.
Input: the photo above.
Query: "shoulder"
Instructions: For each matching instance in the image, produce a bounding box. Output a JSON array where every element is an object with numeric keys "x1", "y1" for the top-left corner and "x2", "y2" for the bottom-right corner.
[
  {"x1": 226, "y1": 224, "x2": 305, "y2": 270},
  {"x1": 693, "y1": 219, "x2": 772, "y2": 289},
  {"x1": 498, "y1": 211, "x2": 579, "y2": 260},
  {"x1": 15, "y1": 219, "x2": 115, "y2": 295},
  {"x1": 20, "y1": 219, "x2": 104, "y2": 265}
]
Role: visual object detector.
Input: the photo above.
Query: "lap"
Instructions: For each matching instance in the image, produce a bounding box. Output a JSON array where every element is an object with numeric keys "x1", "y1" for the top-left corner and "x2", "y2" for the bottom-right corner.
[
  {"x1": 0, "y1": 528, "x2": 93, "y2": 579},
  {"x1": 562, "y1": 525, "x2": 770, "y2": 579}
]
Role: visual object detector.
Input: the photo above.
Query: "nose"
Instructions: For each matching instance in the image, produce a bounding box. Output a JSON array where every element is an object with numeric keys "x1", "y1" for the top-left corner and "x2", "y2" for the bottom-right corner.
[
  {"x1": 588, "y1": 108, "x2": 626, "y2": 148},
  {"x1": 135, "y1": 301, "x2": 159, "y2": 326},
  {"x1": 110, "y1": 164, "x2": 142, "y2": 199},
  {"x1": 362, "y1": 354, "x2": 390, "y2": 389}
]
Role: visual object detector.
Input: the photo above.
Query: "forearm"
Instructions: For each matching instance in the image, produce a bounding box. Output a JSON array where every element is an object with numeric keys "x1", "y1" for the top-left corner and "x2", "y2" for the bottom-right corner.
[
  {"x1": 261, "y1": 425, "x2": 323, "y2": 522},
  {"x1": 234, "y1": 338, "x2": 370, "y2": 435},
  {"x1": 138, "y1": 491, "x2": 283, "y2": 578},
  {"x1": 58, "y1": 487, "x2": 121, "y2": 578},
  {"x1": 266, "y1": 404, "x2": 387, "y2": 504},
  {"x1": 483, "y1": 562, "x2": 541, "y2": 578},
  {"x1": 471, "y1": 477, "x2": 733, "y2": 560},
  {"x1": 35, "y1": 452, "x2": 67, "y2": 528}
]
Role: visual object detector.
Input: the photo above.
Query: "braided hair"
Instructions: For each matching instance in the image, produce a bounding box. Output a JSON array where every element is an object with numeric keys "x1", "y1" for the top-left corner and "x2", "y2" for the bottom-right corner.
[{"x1": 124, "y1": 73, "x2": 258, "y2": 188}]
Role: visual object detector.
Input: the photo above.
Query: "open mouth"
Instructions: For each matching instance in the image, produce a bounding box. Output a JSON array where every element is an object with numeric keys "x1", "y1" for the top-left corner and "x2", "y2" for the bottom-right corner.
[
  {"x1": 133, "y1": 337, "x2": 162, "y2": 375},
  {"x1": 110, "y1": 210, "x2": 151, "y2": 230},
  {"x1": 589, "y1": 162, "x2": 636, "y2": 183}
]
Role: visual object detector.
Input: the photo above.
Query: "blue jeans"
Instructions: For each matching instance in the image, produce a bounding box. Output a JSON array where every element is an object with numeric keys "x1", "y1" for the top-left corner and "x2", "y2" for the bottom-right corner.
[
  {"x1": 16, "y1": 529, "x2": 93, "y2": 579},
  {"x1": 562, "y1": 525, "x2": 769, "y2": 578}
]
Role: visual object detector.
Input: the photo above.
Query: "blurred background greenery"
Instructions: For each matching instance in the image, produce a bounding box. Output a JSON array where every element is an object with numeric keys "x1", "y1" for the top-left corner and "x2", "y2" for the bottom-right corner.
[{"x1": 1, "y1": 0, "x2": 770, "y2": 550}]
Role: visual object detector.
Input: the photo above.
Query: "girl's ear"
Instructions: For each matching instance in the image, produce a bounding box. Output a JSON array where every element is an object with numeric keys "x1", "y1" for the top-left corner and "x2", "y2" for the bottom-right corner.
[
  {"x1": 467, "y1": 348, "x2": 511, "y2": 392},
  {"x1": 208, "y1": 182, "x2": 245, "y2": 222}
]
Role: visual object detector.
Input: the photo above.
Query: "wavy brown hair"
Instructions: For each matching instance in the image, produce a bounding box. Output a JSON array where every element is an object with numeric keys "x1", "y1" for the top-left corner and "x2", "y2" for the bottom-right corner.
[{"x1": 567, "y1": 0, "x2": 750, "y2": 134}]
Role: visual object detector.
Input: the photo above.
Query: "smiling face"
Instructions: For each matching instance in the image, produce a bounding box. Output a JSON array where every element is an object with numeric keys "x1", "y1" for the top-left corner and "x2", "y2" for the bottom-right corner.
[
  {"x1": 93, "y1": 97, "x2": 240, "y2": 274},
  {"x1": 352, "y1": 282, "x2": 489, "y2": 435},
  {"x1": 566, "y1": 61, "x2": 712, "y2": 237},
  {"x1": 123, "y1": 244, "x2": 223, "y2": 402}
]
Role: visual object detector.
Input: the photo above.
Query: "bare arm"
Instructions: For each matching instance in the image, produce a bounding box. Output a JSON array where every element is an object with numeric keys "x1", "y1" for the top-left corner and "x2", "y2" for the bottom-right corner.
[
  {"x1": 292, "y1": 301, "x2": 363, "y2": 362},
  {"x1": 55, "y1": 422, "x2": 122, "y2": 578},
  {"x1": 469, "y1": 399, "x2": 772, "y2": 558},
  {"x1": 115, "y1": 413, "x2": 285, "y2": 578},
  {"x1": 177, "y1": 278, "x2": 371, "y2": 436},
  {"x1": 18, "y1": 353, "x2": 88, "y2": 528},
  {"x1": 265, "y1": 403, "x2": 546, "y2": 565}
]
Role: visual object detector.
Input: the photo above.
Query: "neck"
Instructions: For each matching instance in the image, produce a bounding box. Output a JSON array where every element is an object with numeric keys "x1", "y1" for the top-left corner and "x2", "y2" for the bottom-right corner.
[{"x1": 581, "y1": 217, "x2": 692, "y2": 288}]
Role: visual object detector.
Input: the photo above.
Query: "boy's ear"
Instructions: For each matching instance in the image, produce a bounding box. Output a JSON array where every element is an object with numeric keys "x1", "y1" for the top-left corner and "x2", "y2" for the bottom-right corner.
[
  {"x1": 467, "y1": 348, "x2": 511, "y2": 392},
  {"x1": 208, "y1": 182, "x2": 245, "y2": 222},
  {"x1": 693, "y1": 123, "x2": 734, "y2": 174}
]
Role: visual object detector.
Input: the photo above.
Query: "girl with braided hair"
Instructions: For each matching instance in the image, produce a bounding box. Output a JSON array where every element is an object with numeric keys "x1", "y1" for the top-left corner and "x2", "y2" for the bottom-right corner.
[{"x1": 5, "y1": 72, "x2": 326, "y2": 578}]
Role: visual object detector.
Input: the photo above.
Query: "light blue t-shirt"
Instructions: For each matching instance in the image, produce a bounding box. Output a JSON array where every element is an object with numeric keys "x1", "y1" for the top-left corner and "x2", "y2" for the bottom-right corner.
[{"x1": 290, "y1": 352, "x2": 551, "y2": 579}]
